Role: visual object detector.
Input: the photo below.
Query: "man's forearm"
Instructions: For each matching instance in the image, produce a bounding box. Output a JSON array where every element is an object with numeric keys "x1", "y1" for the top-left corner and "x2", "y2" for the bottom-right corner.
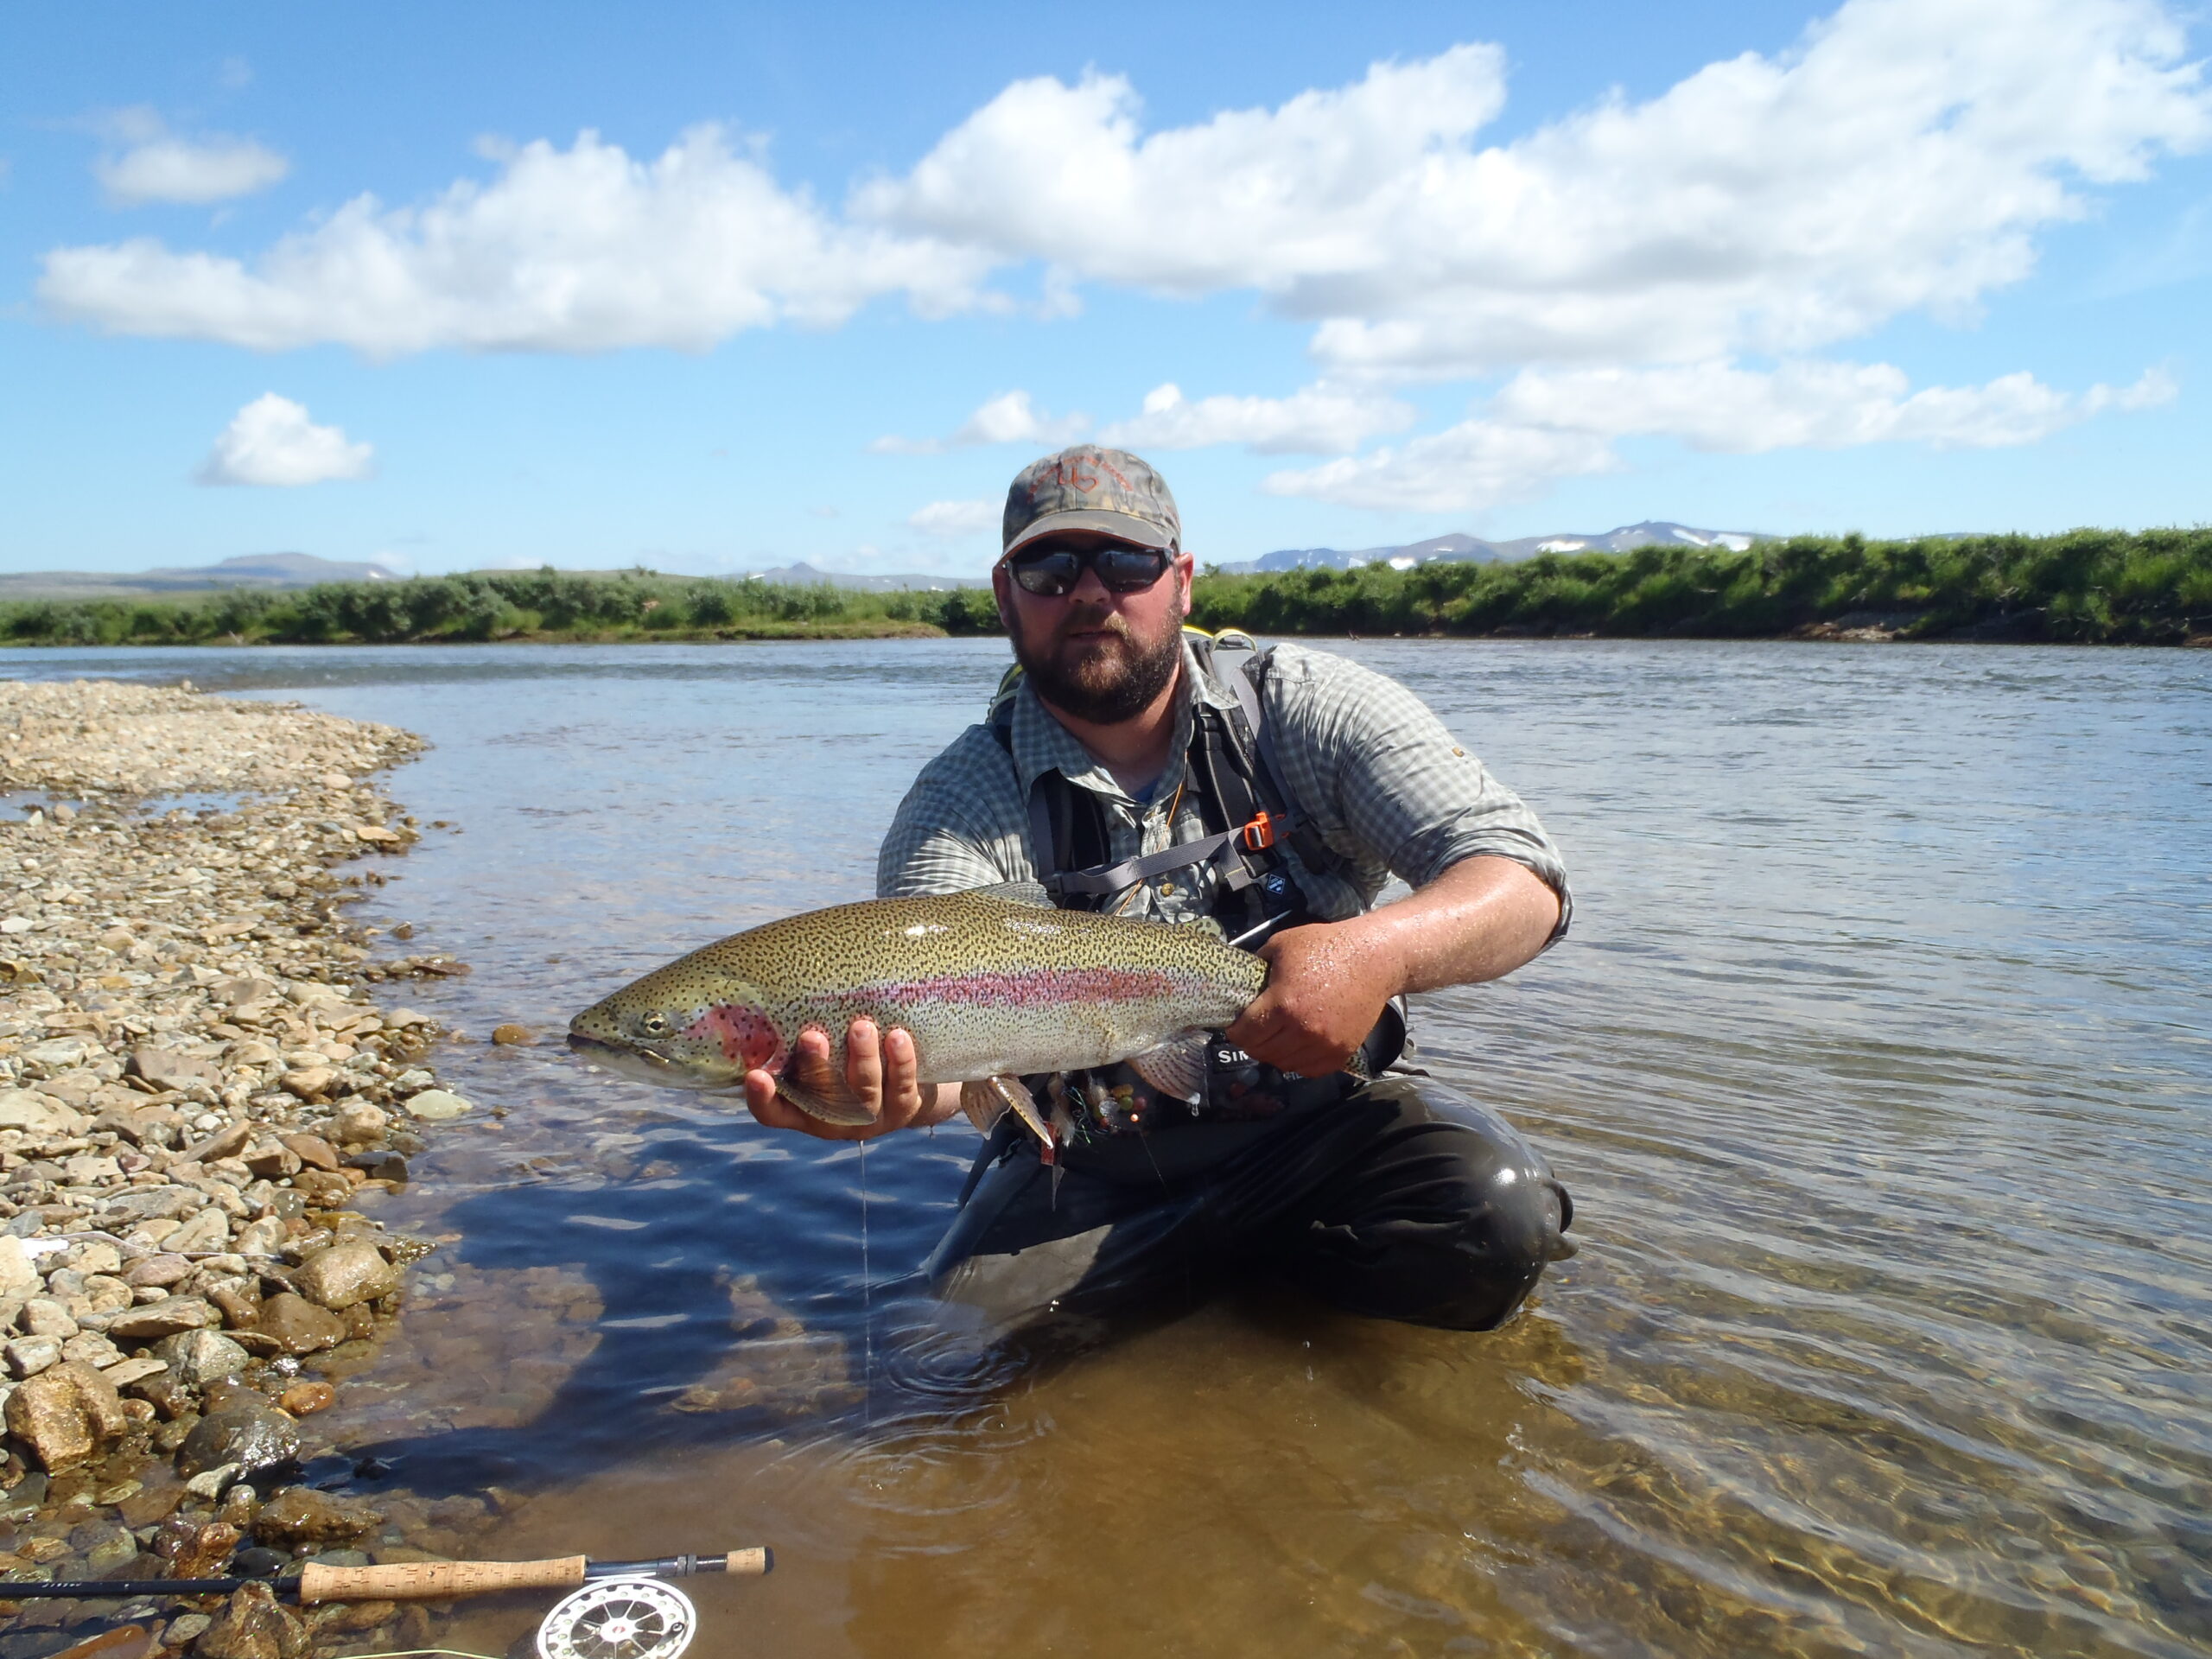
[{"x1": 1353, "y1": 854, "x2": 1563, "y2": 995}]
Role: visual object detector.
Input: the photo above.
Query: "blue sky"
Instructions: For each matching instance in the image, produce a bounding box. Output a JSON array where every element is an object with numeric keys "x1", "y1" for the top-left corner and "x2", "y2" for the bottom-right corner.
[{"x1": 3, "y1": 0, "x2": 2207, "y2": 578}]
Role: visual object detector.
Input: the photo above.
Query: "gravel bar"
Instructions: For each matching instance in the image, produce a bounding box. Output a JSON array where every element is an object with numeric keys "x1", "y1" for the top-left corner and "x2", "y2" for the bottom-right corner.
[{"x1": 0, "y1": 677, "x2": 492, "y2": 1656}]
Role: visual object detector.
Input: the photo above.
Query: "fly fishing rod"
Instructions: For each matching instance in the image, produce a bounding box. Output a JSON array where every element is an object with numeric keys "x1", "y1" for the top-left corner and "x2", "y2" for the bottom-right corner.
[
  {"x1": 4, "y1": 1548, "x2": 772, "y2": 1659},
  {"x1": 0, "y1": 1547, "x2": 770, "y2": 1604}
]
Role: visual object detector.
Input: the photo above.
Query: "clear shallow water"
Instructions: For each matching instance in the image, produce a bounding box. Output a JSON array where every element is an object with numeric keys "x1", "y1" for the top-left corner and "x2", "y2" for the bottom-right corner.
[{"x1": 5, "y1": 639, "x2": 2209, "y2": 1656}]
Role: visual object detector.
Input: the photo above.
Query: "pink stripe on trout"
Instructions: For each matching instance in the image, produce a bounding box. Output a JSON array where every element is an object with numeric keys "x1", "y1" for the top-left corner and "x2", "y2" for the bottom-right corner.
[{"x1": 567, "y1": 886, "x2": 1267, "y2": 1129}]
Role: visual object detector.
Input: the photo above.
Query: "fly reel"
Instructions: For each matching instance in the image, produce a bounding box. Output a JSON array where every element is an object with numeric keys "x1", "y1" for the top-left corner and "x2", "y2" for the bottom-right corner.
[{"x1": 535, "y1": 1576, "x2": 698, "y2": 1659}]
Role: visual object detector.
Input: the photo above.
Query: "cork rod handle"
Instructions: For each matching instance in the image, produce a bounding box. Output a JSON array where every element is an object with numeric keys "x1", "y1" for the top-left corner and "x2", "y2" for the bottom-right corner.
[
  {"x1": 296, "y1": 1555, "x2": 588, "y2": 1604},
  {"x1": 724, "y1": 1548, "x2": 771, "y2": 1577}
]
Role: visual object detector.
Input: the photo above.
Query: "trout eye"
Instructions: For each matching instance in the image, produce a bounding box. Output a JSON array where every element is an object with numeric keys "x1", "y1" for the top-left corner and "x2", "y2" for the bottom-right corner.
[{"x1": 639, "y1": 1013, "x2": 671, "y2": 1037}]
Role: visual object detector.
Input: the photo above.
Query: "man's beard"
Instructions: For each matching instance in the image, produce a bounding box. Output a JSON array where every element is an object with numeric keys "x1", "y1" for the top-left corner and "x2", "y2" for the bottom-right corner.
[{"x1": 1013, "y1": 600, "x2": 1184, "y2": 724}]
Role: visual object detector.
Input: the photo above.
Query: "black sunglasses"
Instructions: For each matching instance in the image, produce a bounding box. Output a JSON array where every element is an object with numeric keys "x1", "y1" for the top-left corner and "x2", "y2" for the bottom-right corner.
[{"x1": 1006, "y1": 541, "x2": 1174, "y2": 597}]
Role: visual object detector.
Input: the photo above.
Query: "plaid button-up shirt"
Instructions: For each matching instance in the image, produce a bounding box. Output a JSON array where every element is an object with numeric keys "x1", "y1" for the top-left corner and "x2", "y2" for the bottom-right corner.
[{"x1": 876, "y1": 639, "x2": 1570, "y2": 938}]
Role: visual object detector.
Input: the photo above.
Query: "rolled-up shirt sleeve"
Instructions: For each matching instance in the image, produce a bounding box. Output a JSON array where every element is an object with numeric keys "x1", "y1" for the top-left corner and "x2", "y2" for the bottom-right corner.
[
  {"x1": 876, "y1": 727, "x2": 1027, "y2": 898},
  {"x1": 1263, "y1": 646, "x2": 1573, "y2": 942}
]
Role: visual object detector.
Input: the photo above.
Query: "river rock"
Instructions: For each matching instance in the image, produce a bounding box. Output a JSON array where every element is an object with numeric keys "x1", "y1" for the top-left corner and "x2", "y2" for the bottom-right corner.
[
  {"x1": 153, "y1": 1515, "x2": 242, "y2": 1580},
  {"x1": 278, "y1": 1133, "x2": 342, "y2": 1172},
  {"x1": 127, "y1": 1046, "x2": 222, "y2": 1093},
  {"x1": 0, "y1": 1236, "x2": 41, "y2": 1299},
  {"x1": 4, "y1": 1360, "x2": 129, "y2": 1471},
  {"x1": 401, "y1": 1088, "x2": 470, "y2": 1122},
  {"x1": 166, "y1": 1206, "x2": 232, "y2": 1255},
  {"x1": 0, "y1": 1089, "x2": 86, "y2": 1137},
  {"x1": 277, "y1": 1380, "x2": 334, "y2": 1415},
  {"x1": 22, "y1": 1297, "x2": 79, "y2": 1338},
  {"x1": 177, "y1": 1395, "x2": 301, "y2": 1478},
  {"x1": 124, "y1": 1253, "x2": 195, "y2": 1289},
  {"x1": 279, "y1": 1066, "x2": 336, "y2": 1103},
  {"x1": 491, "y1": 1023, "x2": 534, "y2": 1046},
  {"x1": 255, "y1": 1292, "x2": 346, "y2": 1355},
  {"x1": 180, "y1": 1121, "x2": 254, "y2": 1165},
  {"x1": 293, "y1": 1240, "x2": 398, "y2": 1311},
  {"x1": 232, "y1": 1217, "x2": 287, "y2": 1261},
  {"x1": 152, "y1": 1329, "x2": 250, "y2": 1388},
  {"x1": 5, "y1": 1334, "x2": 63, "y2": 1378},
  {"x1": 107, "y1": 1298, "x2": 217, "y2": 1341},
  {"x1": 328, "y1": 1102, "x2": 388, "y2": 1145},
  {"x1": 197, "y1": 1581, "x2": 310, "y2": 1659},
  {"x1": 243, "y1": 1141, "x2": 302, "y2": 1179},
  {"x1": 290, "y1": 1168, "x2": 355, "y2": 1206},
  {"x1": 254, "y1": 1485, "x2": 385, "y2": 1548},
  {"x1": 346, "y1": 1149, "x2": 409, "y2": 1183}
]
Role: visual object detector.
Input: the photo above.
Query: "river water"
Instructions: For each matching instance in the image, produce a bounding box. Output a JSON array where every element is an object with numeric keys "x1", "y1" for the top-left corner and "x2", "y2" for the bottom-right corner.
[{"x1": 4, "y1": 638, "x2": 2209, "y2": 1658}]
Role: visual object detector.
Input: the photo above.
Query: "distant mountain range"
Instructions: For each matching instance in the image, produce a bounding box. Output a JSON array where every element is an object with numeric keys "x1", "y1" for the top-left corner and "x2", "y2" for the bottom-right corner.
[
  {"x1": 1212, "y1": 520, "x2": 1770, "y2": 575},
  {"x1": 1, "y1": 525, "x2": 1770, "y2": 603},
  {"x1": 0, "y1": 552, "x2": 399, "y2": 601},
  {"x1": 731, "y1": 560, "x2": 986, "y2": 592}
]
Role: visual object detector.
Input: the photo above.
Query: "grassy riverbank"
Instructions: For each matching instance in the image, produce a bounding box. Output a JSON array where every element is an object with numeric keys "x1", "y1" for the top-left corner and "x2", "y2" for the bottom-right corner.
[
  {"x1": 1192, "y1": 526, "x2": 2212, "y2": 645},
  {"x1": 3, "y1": 529, "x2": 2207, "y2": 646},
  {"x1": 0, "y1": 569, "x2": 1002, "y2": 647}
]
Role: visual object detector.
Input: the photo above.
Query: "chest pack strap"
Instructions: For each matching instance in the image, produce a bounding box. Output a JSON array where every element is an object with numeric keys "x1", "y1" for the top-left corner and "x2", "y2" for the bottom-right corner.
[{"x1": 988, "y1": 630, "x2": 1347, "y2": 914}]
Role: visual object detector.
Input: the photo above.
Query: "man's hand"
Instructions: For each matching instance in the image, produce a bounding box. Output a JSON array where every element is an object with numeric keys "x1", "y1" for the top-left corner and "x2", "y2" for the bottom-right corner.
[
  {"x1": 743, "y1": 1018, "x2": 957, "y2": 1141},
  {"x1": 1225, "y1": 921, "x2": 1402, "y2": 1077},
  {"x1": 1224, "y1": 855, "x2": 1564, "y2": 1078}
]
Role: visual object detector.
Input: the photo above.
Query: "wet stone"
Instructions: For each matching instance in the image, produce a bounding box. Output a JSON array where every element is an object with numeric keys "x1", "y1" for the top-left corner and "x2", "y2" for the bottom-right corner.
[
  {"x1": 3, "y1": 1363, "x2": 128, "y2": 1472},
  {"x1": 292, "y1": 1242, "x2": 397, "y2": 1312},
  {"x1": 275, "y1": 1382, "x2": 333, "y2": 1416},
  {"x1": 250, "y1": 1294, "x2": 345, "y2": 1357},
  {"x1": 195, "y1": 1581, "x2": 309, "y2": 1659},
  {"x1": 399, "y1": 1089, "x2": 469, "y2": 1122},
  {"x1": 175, "y1": 1397, "x2": 300, "y2": 1479},
  {"x1": 327, "y1": 1103, "x2": 387, "y2": 1147},
  {"x1": 149, "y1": 1330, "x2": 249, "y2": 1389},
  {"x1": 252, "y1": 1486, "x2": 383, "y2": 1548}
]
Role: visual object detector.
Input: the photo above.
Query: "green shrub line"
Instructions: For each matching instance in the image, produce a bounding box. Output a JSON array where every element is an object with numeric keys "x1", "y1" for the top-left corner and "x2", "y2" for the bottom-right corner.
[
  {"x1": 3, "y1": 530, "x2": 2208, "y2": 647},
  {"x1": 1189, "y1": 527, "x2": 2212, "y2": 645},
  {"x1": 0, "y1": 568, "x2": 1004, "y2": 646}
]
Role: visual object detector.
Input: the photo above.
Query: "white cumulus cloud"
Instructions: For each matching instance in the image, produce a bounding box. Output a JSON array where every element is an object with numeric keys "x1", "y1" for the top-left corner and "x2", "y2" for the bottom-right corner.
[
  {"x1": 872, "y1": 390, "x2": 1087, "y2": 454},
  {"x1": 48, "y1": 125, "x2": 990, "y2": 354},
  {"x1": 1264, "y1": 424, "x2": 1618, "y2": 513},
  {"x1": 907, "y1": 499, "x2": 1001, "y2": 539},
  {"x1": 196, "y1": 394, "x2": 374, "y2": 486},
  {"x1": 867, "y1": 0, "x2": 2209, "y2": 378},
  {"x1": 1100, "y1": 382, "x2": 1414, "y2": 454},
  {"x1": 93, "y1": 107, "x2": 289, "y2": 206},
  {"x1": 1492, "y1": 360, "x2": 2178, "y2": 451},
  {"x1": 1267, "y1": 360, "x2": 2177, "y2": 509}
]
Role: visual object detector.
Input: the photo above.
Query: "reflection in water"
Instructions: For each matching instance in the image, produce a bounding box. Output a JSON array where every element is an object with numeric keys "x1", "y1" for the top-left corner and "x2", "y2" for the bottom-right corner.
[{"x1": 4, "y1": 639, "x2": 2209, "y2": 1656}]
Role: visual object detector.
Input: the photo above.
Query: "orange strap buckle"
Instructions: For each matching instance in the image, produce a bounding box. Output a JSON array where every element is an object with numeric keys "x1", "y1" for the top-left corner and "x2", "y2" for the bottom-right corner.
[{"x1": 1241, "y1": 810, "x2": 1279, "y2": 852}]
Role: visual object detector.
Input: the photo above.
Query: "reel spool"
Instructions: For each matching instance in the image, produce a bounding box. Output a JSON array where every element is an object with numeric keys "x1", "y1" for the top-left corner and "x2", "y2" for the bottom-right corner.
[{"x1": 535, "y1": 1576, "x2": 698, "y2": 1659}]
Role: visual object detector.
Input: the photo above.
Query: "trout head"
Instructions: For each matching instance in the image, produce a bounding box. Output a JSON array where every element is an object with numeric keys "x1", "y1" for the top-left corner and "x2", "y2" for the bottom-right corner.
[{"x1": 567, "y1": 970, "x2": 787, "y2": 1094}]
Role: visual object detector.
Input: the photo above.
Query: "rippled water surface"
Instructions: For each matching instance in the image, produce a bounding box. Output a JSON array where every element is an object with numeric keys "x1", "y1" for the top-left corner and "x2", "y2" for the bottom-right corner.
[{"x1": 8, "y1": 638, "x2": 2209, "y2": 1657}]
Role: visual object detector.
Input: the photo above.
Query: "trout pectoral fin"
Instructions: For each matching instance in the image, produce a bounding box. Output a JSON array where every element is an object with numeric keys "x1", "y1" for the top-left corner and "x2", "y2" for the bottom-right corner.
[
  {"x1": 776, "y1": 1077, "x2": 879, "y2": 1129},
  {"x1": 962, "y1": 1076, "x2": 1052, "y2": 1149},
  {"x1": 1129, "y1": 1033, "x2": 1210, "y2": 1103},
  {"x1": 959, "y1": 1079, "x2": 1007, "y2": 1135}
]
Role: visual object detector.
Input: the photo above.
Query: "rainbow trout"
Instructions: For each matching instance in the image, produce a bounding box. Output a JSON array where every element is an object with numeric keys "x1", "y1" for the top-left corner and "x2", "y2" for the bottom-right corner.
[{"x1": 567, "y1": 883, "x2": 1268, "y2": 1142}]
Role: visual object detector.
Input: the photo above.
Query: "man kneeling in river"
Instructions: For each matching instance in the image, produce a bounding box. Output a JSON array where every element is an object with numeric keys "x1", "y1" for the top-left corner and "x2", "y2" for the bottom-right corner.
[{"x1": 744, "y1": 445, "x2": 1574, "y2": 1332}]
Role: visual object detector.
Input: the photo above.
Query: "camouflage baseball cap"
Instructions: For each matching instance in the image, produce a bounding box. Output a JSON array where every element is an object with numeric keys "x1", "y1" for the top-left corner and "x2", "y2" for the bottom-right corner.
[{"x1": 1001, "y1": 445, "x2": 1180, "y2": 557}]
